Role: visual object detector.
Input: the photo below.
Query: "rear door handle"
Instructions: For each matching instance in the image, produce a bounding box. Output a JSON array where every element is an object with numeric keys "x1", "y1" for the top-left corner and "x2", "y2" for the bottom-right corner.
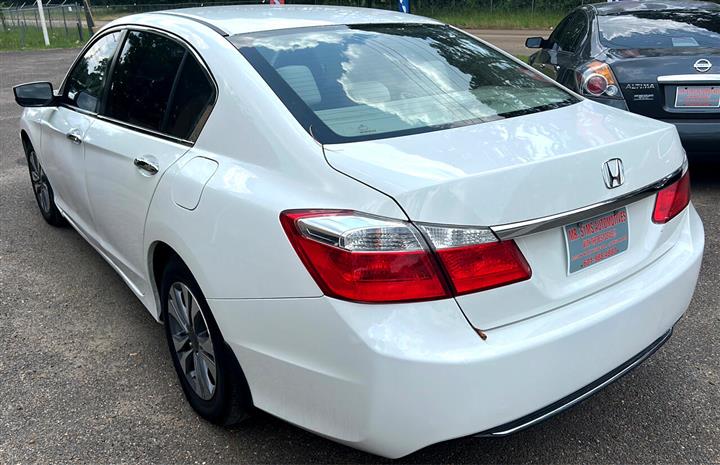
[
  {"x1": 66, "y1": 129, "x2": 82, "y2": 145},
  {"x1": 134, "y1": 156, "x2": 159, "y2": 175}
]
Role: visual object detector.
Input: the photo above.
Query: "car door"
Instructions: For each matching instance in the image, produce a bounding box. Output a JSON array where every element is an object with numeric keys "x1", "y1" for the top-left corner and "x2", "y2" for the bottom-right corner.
[
  {"x1": 83, "y1": 29, "x2": 216, "y2": 295},
  {"x1": 531, "y1": 11, "x2": 589, "y2": 86},
  {"x1": 41, "y1": 31, "x2": 123, "y2": 235}
]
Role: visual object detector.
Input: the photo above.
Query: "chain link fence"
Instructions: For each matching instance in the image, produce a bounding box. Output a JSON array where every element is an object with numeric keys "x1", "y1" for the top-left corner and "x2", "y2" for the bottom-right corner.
[
  {"x1": 0, "y1": 0, "x2": 397, "y2": 49},
  {"x1": 0, "y1": 2, "x2": 94, "y2": 48},
  {"x1": 4, "y1": 0, "x2": 718, "y2": 50}
]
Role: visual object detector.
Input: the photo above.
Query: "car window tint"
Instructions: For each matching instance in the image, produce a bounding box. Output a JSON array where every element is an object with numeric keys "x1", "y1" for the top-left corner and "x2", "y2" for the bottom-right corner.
[
  {"x1": 549, "y1": 16, "x2": 572, "y2": 47},
  {"x1": 233, "y1": 24, "x2": 576, "y2": 144},
  {"x1": 105, "y1": 31, "x2": 186, "y2": 132},
  {"x1": 64, "y1": 32, "x2": 122, "y2": 113},
  {"x1": 163, "y1": 55, "x2": 215, "y2": 140},
  {"x1": 555, "y1": 12, "x2": 587, "y2": 52}
]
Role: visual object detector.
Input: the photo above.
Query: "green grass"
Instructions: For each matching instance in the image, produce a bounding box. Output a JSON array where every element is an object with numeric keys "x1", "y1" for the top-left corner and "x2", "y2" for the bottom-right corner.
[
  {"x1": 417, "y1": 8, "x2": 563, "y2": 29},
  {"x1": 0, "y1": 27, "x2": 87, "y2": 51},
  {"x1": 0, "y1": 7, "x2": 562, "y2": 51}
]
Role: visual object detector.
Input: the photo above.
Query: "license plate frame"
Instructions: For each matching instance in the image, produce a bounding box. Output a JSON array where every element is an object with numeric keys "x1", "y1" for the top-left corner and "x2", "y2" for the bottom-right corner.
[
  {"x1": 675, "y1": 86, "x2": 720, "y2": 108},
  {"x1": 564, "y1": 208, "x2": 630, "y2": 274}
]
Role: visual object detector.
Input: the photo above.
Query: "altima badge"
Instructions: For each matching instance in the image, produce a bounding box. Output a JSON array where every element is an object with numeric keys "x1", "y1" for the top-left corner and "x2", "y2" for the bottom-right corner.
[
  {"x1": 694, "y1": 59, "x2": 712, "y2": 73},
  {"x1": 603, "y1": 159, "x2": 625, "y2": 189}
]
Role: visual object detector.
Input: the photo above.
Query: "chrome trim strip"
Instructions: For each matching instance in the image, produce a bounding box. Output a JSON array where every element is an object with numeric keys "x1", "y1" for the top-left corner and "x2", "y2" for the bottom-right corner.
[
  {"x1": 95, "y1": 114, "x2": 194, "y2": 147},
  {"x1": 476, "y1": 328, "x2": 673, "y2": 438},
  {"x1": 658, "y1": 74, "x2": 720, "y2": 84},
  {"x1": 491, "y1": 165, "x2": 685, "y2": 240}
]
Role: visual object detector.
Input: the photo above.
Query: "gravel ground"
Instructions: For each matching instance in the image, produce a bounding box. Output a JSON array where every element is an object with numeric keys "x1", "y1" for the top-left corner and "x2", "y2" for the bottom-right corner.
[{"x1": 0, "y1": 48, "x2": 718, "y2": 465}]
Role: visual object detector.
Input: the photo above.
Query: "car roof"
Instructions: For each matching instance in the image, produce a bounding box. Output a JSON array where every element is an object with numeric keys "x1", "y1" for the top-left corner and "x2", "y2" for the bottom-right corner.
[
  {"x1": 591, "y1": 0, "x2": 720, "y2": 15},
  {"x1": 155, "y1": 5, "x2": 439, "y2": 36}
]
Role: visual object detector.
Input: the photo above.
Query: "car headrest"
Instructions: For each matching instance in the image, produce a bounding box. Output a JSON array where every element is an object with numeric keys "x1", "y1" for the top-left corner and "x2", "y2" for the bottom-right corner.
[{"x1": 276, "y1": 65, "x2": 321, "y2": 107}]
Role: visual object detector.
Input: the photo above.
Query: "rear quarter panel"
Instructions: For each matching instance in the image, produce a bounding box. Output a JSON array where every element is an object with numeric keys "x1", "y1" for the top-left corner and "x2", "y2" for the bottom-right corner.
[{"x1": 141, "y1": 19, "x2": 407, "y2": 306}]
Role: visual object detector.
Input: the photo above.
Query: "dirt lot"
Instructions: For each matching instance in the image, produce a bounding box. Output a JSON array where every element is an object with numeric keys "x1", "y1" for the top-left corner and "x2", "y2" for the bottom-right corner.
[{"x1": 1, "y1": 48, "x2": 719, "y2": 464}]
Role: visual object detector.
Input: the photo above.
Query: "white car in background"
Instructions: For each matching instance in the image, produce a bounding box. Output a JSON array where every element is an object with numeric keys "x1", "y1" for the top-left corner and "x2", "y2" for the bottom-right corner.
[{"x1": 14, "y1": 5, "x2": 704, "y2": 458}]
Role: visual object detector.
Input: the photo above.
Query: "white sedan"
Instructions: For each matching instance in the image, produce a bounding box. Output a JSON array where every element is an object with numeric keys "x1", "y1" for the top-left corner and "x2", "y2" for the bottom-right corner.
[{"x1": 14, "y1": 5, "x2": 704, "y2": 458}]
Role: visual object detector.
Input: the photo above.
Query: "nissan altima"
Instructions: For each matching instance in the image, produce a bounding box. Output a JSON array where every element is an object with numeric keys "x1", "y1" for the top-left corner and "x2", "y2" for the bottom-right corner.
[
  {"x1": 527, "y1": 0, "x2": 720, "y2": 155},
  {"x1": 14, "y1": 5, "x2": 704, "y2": 458}
]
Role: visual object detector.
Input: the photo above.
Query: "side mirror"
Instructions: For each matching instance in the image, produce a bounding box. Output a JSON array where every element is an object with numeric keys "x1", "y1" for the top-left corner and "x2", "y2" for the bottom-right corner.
[
  {"x1": 525, "y1": 37, "x2": 546, "y2": 49},
  {"x1": 13, "y1": 82, "x2": 56, "y2": 107}
]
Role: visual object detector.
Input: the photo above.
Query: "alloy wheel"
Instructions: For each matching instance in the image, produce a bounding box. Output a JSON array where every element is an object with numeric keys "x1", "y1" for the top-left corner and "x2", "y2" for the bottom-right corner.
[
  {"x1": 167, "y1": 282, "x2": 217, "y2": 401},
  {"x1": 27, "y1": 149, "x2": 50, "y2": 213}
]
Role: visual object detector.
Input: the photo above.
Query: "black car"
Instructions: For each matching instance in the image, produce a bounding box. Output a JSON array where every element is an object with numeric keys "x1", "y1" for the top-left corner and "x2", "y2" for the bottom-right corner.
[{"x1": 527, "y1": 0, "x2": 720, "y2": 155}]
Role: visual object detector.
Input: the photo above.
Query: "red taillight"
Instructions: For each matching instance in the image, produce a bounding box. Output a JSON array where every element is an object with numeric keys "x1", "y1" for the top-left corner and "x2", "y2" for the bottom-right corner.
[
  {"x1": 584, "y1": 74, "x2": 608, "y2": 96},
  {"x1": 652, "y1": 171, "x2": 691, "y2": 224},
  {"x1": 280, "y1": 211, "x2": 449, "y2": 303},
  {"x1": 435, "y1": 242, "x2": 532, "y2": 295},
  {"x1": 577, "y1": 61, "x2": 621, "y2": 98},
  {"x1": 281, "y1": 210, "x2": 532, "y2": 303}
]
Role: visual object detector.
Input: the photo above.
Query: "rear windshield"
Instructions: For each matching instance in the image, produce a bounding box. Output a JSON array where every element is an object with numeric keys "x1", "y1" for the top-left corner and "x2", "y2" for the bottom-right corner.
[
  {"x1": 231, "y1": 24, "x2": 576, "y2": 144},
  {"x1": 598, "y1": 11, "x2": 720, "y2": 50}
]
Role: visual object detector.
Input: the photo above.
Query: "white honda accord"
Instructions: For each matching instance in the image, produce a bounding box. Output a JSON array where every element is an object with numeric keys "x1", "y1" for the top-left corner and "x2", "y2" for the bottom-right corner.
[{"x1": 14, "y1": 5, "x2": 704, "y2": 458}]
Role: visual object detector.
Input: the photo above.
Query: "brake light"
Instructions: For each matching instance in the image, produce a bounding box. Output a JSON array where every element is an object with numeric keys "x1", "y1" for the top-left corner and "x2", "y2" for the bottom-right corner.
[
  {"x1": 577, "y1": 61, "x2": 621, "y2": 99},
  {"x1": 281, "y1": 210, "x2": 532, "y2": 303},
  {"x1": 280, "y1": 211, "x2": 449, "y2": 303},
  {"x1": 653, "y1": 171, "x2": 691, "y2": 224},
  {"x1": 418, "y1": 224, "x2": 531, "y2": 295}
]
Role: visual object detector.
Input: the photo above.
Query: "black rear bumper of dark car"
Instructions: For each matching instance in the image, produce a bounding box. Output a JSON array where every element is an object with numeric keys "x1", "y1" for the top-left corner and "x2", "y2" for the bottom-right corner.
[
  {"x1": 590, "y1": 97, "x2": 719, "y2": 155},
  {"x1": 664, "y1": 119, "x2": 720, "y2": 155}
]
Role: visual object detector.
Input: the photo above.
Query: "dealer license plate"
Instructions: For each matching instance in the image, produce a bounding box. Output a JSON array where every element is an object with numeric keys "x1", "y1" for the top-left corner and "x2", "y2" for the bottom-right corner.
[
  {"x1": 564, "y1": 208, "x2": 629, "y2": 274},
  {"x1": 675, "y1": 86, "x2": 720, "y2": 108}
]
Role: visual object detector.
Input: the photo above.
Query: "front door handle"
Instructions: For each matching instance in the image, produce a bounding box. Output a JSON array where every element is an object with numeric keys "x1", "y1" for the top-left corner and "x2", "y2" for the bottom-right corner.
[
  {"x1": 66, "y1": 130, "x2": 82, "y2": 145},
  {"x1": 134, "y1": 156, "x2": 159, "y2": 175}
]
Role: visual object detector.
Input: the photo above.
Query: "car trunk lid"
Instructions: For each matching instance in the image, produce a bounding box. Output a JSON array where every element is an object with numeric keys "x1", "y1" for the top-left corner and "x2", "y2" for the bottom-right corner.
[
  {"x1": 607, "y1": 49, "x2": 720, "y2": 119},
  {"x1": 323, "y1": 100, "x2": 687, "y2": 329}
]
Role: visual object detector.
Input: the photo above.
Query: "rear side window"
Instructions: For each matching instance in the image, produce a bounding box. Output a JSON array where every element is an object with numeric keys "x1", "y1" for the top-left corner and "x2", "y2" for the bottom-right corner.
[
  {"x1": 164, "y1": 56, "x2": 216, "y2": 140},
  {"x1": 105, "y1": 31, "x2": 185, "y2": 132},
  {"x1": 64, "y1": 31, "x2": 122, "y2": 112},
  {"x1": 233, "y1": 24, "x2": 576, "y2": 144},
  {"x1": 553, "y1": 12, "x2": 588, "y2": 52}
]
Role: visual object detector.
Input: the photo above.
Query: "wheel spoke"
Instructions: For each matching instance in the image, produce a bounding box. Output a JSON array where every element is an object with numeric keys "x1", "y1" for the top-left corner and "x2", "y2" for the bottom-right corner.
[
  {"x1": 197, "y1": 333, "x2": 214, "y2": 357},
  {"x1": 194, "y1": 352, "x2": 214, "y2": 399},
  {"x1": 189, "y1": 295, "x2": 201, "y2": 331},
  {"x1": 171, "y1": 332, "x2": 190, "y2": 353},
  {"x1": 177, "y1": 346, "x2": 193, "y2": 376},
  {"x1": 28, "y1": 151, "x2": 40, "y2": 180},
  {"x1": 168, "y1": 291, "x2": 189, "y2": 333},
  {"x1": 38, "y1": 184, "x2": 50, "y2": 212},
  {"x1": 181, "y1": 285, "x2": 191, "y2": 318},
  {"x1": 197, "y1": 349, "x2": 217, "y2": 384}
]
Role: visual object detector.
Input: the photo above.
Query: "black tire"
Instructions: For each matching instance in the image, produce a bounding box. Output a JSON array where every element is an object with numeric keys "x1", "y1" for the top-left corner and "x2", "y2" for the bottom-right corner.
[
  {"x1": 160, "y1": 258, "x2": 251, "y2": 426},
  {"x1": 22, "y1": 137, "x2": 66, "y2": 227}
]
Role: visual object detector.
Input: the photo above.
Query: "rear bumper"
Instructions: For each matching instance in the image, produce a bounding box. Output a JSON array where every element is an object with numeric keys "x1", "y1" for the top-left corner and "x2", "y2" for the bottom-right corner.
[
  {"x1": 662, "y1": 119, "x2": 720, "y2": 154},
  {"x1": 209, "y1": 206, "x2": 704, "y2": 458},
  {"x1": 476, "y1": 327, "x2": 673, "y2": 437},
  {"x1": 588, "y1": 95, "x2": 629, "y2": 111}
]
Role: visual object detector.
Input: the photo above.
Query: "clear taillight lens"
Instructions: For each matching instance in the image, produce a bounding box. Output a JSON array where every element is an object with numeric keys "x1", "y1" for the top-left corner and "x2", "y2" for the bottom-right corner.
[
  {"x1": 653, "y1": 171, "x2": 691, "y2": 224},
  {"x1": 281, "y1": 210, "x2": 532, "y2": 303}
]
